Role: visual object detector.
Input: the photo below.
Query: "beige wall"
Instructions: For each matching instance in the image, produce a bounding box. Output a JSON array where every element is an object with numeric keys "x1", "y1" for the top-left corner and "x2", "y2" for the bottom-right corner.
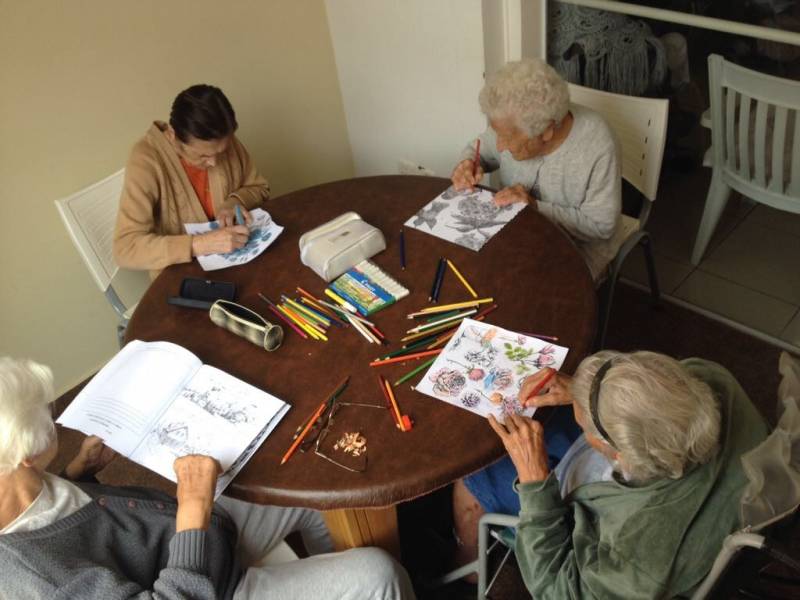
[{"x1": 0, "y1": 0, "x2": 353, "y2": 393}]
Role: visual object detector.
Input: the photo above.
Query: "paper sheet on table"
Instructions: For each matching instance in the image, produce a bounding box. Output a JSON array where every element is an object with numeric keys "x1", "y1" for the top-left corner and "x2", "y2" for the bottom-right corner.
[
  {"x1": 404, "y1": 186, "x2": 526, "y2": 251},
  {"x1": 415, "y1": 319, "x2": 569, "y2": 421},
  {"x1": 184, "y1": 208, "x2": 283, "y2": 271}
]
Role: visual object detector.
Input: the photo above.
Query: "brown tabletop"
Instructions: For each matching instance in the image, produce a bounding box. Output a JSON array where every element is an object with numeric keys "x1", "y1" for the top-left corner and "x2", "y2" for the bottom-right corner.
[{"x1": 126, "y1": 175, "x2": 596, "y2": 511}]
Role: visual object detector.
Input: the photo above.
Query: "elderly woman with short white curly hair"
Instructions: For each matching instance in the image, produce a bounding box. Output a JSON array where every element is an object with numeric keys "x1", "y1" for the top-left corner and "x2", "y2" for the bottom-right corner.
[
  {"x1": 455, "y1": 350, "x2": 769, "y2": 598},
  {"x1": 451, "y1": 58, "x2": 622, "y2": 280},
  {"x1": 0, "y1": 357, "x2": 416, "y2": 599}
]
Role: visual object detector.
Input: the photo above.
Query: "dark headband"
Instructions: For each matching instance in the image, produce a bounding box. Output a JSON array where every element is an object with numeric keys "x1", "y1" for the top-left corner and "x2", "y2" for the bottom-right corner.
[{"x1": 589, "y1": 359, "x2": 616, "y2": 448}]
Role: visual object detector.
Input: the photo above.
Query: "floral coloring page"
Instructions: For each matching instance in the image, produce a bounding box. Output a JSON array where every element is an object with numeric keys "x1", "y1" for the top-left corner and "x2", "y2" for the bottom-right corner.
[
  {"x1": 184, "y1": 208, "x2": 284, "y2": 271},
  {"x1": 404, "y1": 186, "x2": 526, "y2": 251},
  {"x1": 415, "y1": 319, "x2": 569, "y2": 421}
]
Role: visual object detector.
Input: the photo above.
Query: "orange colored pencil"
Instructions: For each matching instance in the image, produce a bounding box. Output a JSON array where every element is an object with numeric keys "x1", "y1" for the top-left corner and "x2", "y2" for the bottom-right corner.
[
  {"x1": 383, "y1": 377, "x2": 406, "y2": 432},
  {"x1": 369, "y1": 349, "x2": 442, "y2": 367}
]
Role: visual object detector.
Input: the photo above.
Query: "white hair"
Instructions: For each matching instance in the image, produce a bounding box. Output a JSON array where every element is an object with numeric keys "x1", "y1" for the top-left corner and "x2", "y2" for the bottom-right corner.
[
  {"x1": 572, "y1": 351, "x2": 721, "y2": 482},
  {"x1": 478, "y1": 58, "x2": 570, "y2": 137},
  {"x1": 0, "y1": 357, "x2": 56, "y2": 474}
]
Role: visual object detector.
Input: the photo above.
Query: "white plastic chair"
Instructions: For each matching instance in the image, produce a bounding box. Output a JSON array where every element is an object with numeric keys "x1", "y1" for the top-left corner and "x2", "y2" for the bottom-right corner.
[
  {"x1": 567, "y1": 83, "x2": 669, "y2": 348},
  {"x1": 55, "y1": 169, "x2": 137, "y2": 346},
  {"x1": 691, "y1": 54, "x2": 800, "y2": 265}
]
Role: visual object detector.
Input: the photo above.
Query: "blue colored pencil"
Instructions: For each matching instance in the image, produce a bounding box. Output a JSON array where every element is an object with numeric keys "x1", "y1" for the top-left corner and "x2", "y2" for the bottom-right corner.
[
  {"x1": 431, "y1": 258, "x2": 447, "y2": 303},
  {"x1": 400, "y1": 229, "x2": 406, "y2": 270},
  {"x1": 428, "y1": 258, "x2": 445, "y2": 303}
]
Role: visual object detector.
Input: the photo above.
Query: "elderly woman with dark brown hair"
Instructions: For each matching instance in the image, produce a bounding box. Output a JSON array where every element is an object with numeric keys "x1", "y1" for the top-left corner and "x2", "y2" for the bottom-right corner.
[{"x1": 459, "y1": 350, "x2": 769, "y2": 598}]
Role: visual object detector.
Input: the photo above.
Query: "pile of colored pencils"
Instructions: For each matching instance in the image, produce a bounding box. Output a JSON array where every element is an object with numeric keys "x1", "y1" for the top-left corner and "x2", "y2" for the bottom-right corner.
[{"x1": 370, "y1": 298, "x2": 498, "y2": 387}]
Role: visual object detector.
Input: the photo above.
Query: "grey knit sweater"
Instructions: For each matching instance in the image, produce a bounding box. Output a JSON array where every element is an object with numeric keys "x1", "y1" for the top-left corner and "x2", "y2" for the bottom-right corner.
[{"x1": 0, "y1": 483, "x2": 241, "y2": 599}]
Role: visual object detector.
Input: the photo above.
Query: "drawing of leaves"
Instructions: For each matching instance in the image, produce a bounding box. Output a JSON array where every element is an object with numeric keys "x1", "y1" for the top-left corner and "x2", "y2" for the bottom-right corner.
[
  {"x1": 412, "y1": 201, "x2": 448, "y2": 229},
  {"x1": 429, "y1": 368, "x2": 466, "y2": 397},
  {"x1": 454, "y1": 233, "x2": 483, "y2": 250}
]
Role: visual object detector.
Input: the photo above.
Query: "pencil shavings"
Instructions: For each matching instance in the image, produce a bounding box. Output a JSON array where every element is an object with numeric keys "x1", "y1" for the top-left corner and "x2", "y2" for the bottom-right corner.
[{"x1": 333, "y1": 432, "x2": 367, "y2": 457}]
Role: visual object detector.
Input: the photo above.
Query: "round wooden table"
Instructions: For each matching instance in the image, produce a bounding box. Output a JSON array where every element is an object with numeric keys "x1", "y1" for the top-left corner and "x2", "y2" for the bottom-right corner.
[{"x1": 126, "y1": 175, "x2": 597, "y2": 555}]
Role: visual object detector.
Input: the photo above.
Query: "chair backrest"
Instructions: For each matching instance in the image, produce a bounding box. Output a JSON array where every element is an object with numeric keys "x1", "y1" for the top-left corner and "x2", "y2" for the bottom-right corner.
[
  {"x1": 708, "y1": 54, "x2": 800, "y2": 210},
  {"x1": 568, "y1": 83, "x2": 669, "y2": 202},
  {"x1": 54, "y1": 169, "x2": 125, "y2": 293}
]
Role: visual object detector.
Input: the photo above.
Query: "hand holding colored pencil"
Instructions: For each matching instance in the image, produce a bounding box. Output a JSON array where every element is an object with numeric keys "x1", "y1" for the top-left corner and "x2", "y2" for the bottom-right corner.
[{"x1": 518, "y1": 368, "x2": 567, "y2": 408}]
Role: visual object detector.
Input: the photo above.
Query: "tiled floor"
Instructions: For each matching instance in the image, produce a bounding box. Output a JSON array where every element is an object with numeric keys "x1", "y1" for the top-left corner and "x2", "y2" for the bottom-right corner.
[{"x1": 620, "y1": 163, "x2": 800, "y2": 349}]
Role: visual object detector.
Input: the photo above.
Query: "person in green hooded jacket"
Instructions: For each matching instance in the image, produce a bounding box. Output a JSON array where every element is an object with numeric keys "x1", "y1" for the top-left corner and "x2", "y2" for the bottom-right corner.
[{"x1": 482, "y1": 350, "x2": 768, "y2": 599}]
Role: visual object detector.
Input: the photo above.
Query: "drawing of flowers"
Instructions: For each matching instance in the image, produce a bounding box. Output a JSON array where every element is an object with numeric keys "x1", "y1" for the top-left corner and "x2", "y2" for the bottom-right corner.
[
  {"x1": 446, "y1": 358, "x2": 485, "y2": 381},
  {"x1": 460, "y1": 391, "x2": 482, "y2": 408},
  {"x1": 504, "y1": 343, "x2": 557, "y2": 375},
  {"x1": 464, "y1": 346, "x2": 497, "y2": 368},
  {"x1": 454, "y1": 233, "x2": 484, "y2": 251},
  {"x1": 429, "y1": 368, "x2": 466, "y2": 397},
  {"x1": 483, "y1": 367, "x2": 513, "y2": 391},
  {"x1": 501, "y1": 395, "x2": 524, "y2": 417}
]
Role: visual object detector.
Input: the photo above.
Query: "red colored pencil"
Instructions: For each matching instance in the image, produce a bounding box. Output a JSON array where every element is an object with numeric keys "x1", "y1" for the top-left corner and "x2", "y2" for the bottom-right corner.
[{"x1": 259, "y1": 293, "x2": 308, "y2": 339}]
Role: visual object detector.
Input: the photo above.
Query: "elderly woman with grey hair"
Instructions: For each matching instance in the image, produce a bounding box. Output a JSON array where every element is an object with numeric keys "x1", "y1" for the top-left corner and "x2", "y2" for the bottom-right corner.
[
  {"x1": 0, "y1": 357, "x2": 416, "y2": 599},
  {"x1": 451, "y1": 58, "x2": 622, "y2": 280},
  {"x1": 459, "y1": 351, "x2": 769, "y2": 598}
]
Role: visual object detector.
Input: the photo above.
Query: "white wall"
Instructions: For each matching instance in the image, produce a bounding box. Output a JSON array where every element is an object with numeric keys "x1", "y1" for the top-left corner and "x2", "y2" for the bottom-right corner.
[{"x1": 324, "y1": 0, "x2": 487, "y2": 178}]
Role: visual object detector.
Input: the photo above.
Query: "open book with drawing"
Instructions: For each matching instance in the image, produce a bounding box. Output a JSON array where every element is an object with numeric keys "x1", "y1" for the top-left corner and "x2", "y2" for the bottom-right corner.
[{"x1": 57, "y1": 340, "x2": 290, "y2": 497}]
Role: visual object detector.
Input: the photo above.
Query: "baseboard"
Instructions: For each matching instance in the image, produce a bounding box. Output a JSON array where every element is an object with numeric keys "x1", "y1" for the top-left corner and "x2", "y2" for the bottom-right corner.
[{"x1": 619, "y1": 278, "x2": 800, "y2": 356}]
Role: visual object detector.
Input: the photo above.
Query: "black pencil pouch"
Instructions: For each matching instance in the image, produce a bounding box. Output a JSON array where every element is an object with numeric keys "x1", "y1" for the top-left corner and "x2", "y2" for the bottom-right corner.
[{"x1": 209, "y1": 300, "x2": 284, "y2": 351}]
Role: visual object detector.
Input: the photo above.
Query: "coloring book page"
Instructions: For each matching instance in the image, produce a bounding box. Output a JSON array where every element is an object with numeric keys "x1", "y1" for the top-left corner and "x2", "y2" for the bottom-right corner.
[
  {"x1": 129, "y1": 365, "x2": 289, "y2": 498},
  {"x1": 184, "y1": 208, "x2": 284, "y2": 271},
  {"x1": 404, "y1": 186, "x2": 526, "y2": 251},
  {"x1": 415, "y1": 319, "x2": 569, "y2": 421}
]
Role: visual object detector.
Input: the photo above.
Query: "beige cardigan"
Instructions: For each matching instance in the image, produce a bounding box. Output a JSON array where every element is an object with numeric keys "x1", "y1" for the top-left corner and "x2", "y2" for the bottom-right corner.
[{"x1": 113, "y1": 122, "x2": 270, "y2": 274}]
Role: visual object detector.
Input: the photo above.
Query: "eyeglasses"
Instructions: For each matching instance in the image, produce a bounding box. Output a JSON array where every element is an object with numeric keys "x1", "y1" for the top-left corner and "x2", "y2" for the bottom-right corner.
[{"x1": 299, "y1": 401, "x2": 386, "y2": 473}]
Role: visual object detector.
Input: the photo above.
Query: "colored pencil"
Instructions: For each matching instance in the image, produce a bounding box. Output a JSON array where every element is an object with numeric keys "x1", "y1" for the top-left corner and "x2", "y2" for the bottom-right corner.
[
  {"x1": 316, "y1": 299, "x2": 375, "y2": 326},
  {"x1": 369, "y1": 348, "x2": 442, "y2": 367},
  {"x1": 401, "y1": 320, "x2": 468, "y2": 343},
  {"x1": 282, "y1": 296, "x2": 331, "y2": 327},
  {"x1": 521, "y1": 332, "x2": 560, "y2": 342},
  {"x1": 324, "y1": 288, "x2": 357, "y2": 314},
  {"x1": 431, "y1": 258, "x2": 447, "y2": 302},
  {"x1": 281, "y1": 303, "x2": 326, "y2": 336},
  {"x1": 425, "y1": 309, "x2": 493, "y2": 349},
  {"x1": 446, "y1": 259, "x2": 478, "y2": 299},
  {"x1": 394, "y1": 357, "x2": 436, "y2": 386},
  {"x1": 376, "y1": 374, "x2": 394, "y2": 411},
  {"x1": 406, "y1": 308, "x2": 477, "y2": 334},
  {"x1": 428, "y1": 258, "x2": 445, "y2": 302},
  {"x1": 408, "y1": 297, "x2": 494, "y2": 317},
  {"x1": 383, "y1": 377, "x2": 406, "y2": 431},
  {"x1": 279, "y1": 305, "x2": 325, "y2": 340},
  {"x1": 422, "y1": 309, "x2": 460, "y2": 323},
  {"x1": 295, "y1": 298, "x2": 345, "y2": 328},
  {"x1": 376, "y1": 338, "x2": 432, "y2": 361},
  {"x1": 399, "y1": 229, "x2": 406, "y2": 270},
  {"x1": 347, "y1": 313, "x2": 377, "y2": 343},
  {"x1": 299, "y1": 296, "x2": 347, "y2": 325},
  {"x1": 280, "y1": 376, "x2": 349, "y2": 465},
  {"x1": 258, "y1": 293, "x2": 308, "y2": 339},
  {"x1": 525, "y1": 368, "x2": 557, "y2": 400}
]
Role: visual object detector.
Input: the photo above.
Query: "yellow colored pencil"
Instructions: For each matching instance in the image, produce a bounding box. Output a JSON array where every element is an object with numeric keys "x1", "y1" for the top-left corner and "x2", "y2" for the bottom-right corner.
[
  {"x1": 446, "y1": 259, "x2": 478, "y2": 298},
  {"x1": 284, "y1": 297, "x2": 331, "y2": 326},
  {"x1": 278, "y1": 305, "x2": 324, "y2": 341},
  {"x1": 408, "y1": 297, "x2": 493, "y2": 317},
  {"x1": 324, "y1": 288, "x2": 357, "y2": 313}
]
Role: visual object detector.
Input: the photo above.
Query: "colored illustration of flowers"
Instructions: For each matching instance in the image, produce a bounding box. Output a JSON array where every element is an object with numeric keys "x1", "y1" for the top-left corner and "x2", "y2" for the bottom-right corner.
[
  {"x1": 460, "y1": 391, "x2": 482, "y2": 408},
  {"x1": 483, "y1": 367, "x2": 514, "y2": 391},
  {"x1": 429, "y1": 369, "x2": 466, "y2": 397},
  {"x1": 464, "y1": 346, "x2": 497, "y2": 368},
  {"x1": 504, "y1": 343, "x2": 557, "y2": 375},
  {"x1": 501, "y1": 395, "x2": 524, "y2": 417}
]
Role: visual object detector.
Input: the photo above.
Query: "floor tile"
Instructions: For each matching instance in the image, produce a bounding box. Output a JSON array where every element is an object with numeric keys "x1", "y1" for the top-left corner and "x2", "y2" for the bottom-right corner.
[
  {"x1": 699, "y1": 220, "x2": 800, "y2": 304},
  {"x1": 748, "y1": 205, "x2": 800, "y2": 238},
  {"x1": 619, "y1": 250, "x2": 694, "y2": 294},
  {"x1": 674, "y1": 270, "x2": 797, "y2": 337},
  {"x1": 780, "y1": 309, "x2": 800, "y2": 347},
  {"x1": 646, "y1": 169, "x2": 755, "y2": 264}
]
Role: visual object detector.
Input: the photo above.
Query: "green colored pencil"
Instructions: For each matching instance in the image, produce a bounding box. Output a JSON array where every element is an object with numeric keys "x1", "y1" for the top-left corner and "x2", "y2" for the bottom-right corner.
[{"x1": 394, "y1": 357, "x2": 437, "y2": 386}]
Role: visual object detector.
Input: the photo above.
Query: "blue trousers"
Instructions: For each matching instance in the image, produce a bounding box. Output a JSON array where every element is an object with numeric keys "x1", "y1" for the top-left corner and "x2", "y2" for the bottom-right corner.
[{"x1": 463, "y1": 406, "x2": 582, "y2": 514}]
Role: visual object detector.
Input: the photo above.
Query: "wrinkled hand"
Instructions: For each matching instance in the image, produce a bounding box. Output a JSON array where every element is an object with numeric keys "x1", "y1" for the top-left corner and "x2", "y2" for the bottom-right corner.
[
  {"x1": 451, "y1": 158, "x2": 484, "y2": 192},
  {"x1": 488, "y1": 414, "x2": 549, "y2": 483},
  {"x1": 216, "y1": 204, "x2": 252, "y2": 228},
  {"x1": 174, "y1": 455, "x2": 220, "y2": 532},
  {"x1": 191, "y1": 225, "x2": 250, "y2": 256},
  {"x1": 64, "y1": 435, "x2": 116, "y2": 480},
  {"x1": 519, "y1": 370, "x2": 574, "y2": 408},
  {"x1": 494, "y1": 184, "x2": 536, "y2": 208}
]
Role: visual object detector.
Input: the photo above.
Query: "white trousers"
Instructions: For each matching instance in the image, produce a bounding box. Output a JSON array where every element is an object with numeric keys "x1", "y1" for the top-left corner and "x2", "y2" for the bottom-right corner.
[{"x1": 218, "y1": 496, "x2": 416, "y2": 600}]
